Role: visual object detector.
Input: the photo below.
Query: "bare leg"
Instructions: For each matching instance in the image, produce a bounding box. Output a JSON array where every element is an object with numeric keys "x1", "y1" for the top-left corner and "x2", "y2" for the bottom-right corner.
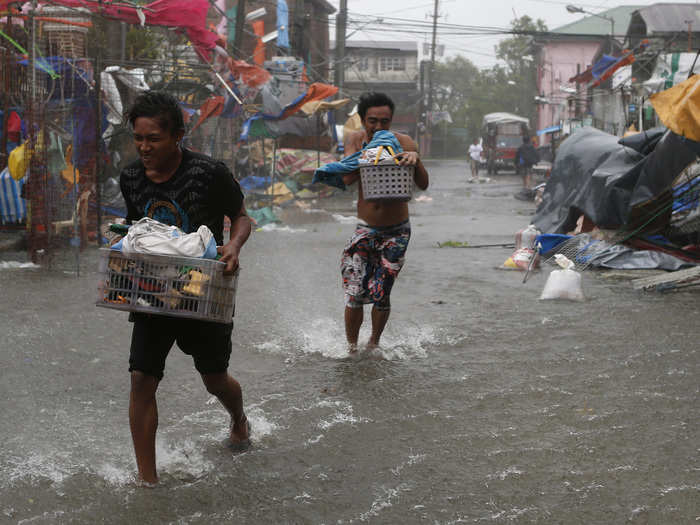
[
  {"x1": 129, "y1": 371, "x2": 160, "y2": 484},
  {"x1": 344, "y1": 306, "x2": 363, "y2": 351},
  {"x1": 201, "y1": 372, "x2": 248, "y2": 444},
  {"x1": 368, "y1": 306, "x2": 390, "y2": 348}
]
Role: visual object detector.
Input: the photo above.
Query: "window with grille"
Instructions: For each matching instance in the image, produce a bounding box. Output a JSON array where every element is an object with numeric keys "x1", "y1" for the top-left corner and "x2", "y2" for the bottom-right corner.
[
  {"x1": 355, "y1": 57, "x2": 369, "y2": 71},
  {"x1": 379, "y1": 57, "x2": 405, "y2": 71}
]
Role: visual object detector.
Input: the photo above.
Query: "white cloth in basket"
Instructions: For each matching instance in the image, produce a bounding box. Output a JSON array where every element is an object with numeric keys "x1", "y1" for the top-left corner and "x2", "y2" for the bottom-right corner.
[{"x1": 117, "y1": 217, "x2": 218, "y2": 259}]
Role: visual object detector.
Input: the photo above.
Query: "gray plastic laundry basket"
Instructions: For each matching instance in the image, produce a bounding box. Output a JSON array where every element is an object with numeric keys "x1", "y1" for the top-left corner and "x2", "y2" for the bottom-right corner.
[
  {"x1": 96, "y1": 249, "x2": 238, "y2": 323},
  {"x1": 360, "y1": 161, "x2": 414, "y2": 201}
]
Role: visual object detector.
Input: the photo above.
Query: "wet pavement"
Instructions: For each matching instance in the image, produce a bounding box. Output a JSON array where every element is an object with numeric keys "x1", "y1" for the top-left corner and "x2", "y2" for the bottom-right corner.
[{"x1": 1, "y1": 159, "x2": 698, "y2": 524}]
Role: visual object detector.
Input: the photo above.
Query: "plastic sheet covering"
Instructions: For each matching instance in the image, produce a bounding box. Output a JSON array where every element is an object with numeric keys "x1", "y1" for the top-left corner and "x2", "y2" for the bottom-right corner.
[
  {"x1": 588, "y1": 243, "x2": 694, "y2": 270},
  {"x1": 532, "y1": 127, "x2": 698, "y2": 234}
]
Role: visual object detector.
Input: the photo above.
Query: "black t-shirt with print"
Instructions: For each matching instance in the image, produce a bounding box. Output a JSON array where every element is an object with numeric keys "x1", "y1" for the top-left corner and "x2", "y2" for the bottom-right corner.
[{"x1": 119, "y1": 149, "x2": 244, "y2": 245}]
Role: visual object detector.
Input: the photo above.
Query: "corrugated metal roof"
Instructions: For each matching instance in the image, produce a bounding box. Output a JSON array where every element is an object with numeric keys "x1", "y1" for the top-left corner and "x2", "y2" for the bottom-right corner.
[
  {"x1": 552, "y1": 5, "x2": 641, "y2": 36},
  {"x1": 635, "y1": 3, "x2": 700, "y2": 33}
]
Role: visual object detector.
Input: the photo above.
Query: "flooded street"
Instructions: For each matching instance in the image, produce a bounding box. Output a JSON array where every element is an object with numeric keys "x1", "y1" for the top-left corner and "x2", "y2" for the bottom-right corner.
[{"x1": 1, "y1": 159, "x2": 698, "y2": 524}]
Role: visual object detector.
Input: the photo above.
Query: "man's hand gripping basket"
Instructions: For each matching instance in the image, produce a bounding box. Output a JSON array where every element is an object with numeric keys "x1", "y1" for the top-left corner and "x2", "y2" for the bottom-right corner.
[{"x1": 96, "y1": 249, "x2": 238, "y2": 323}]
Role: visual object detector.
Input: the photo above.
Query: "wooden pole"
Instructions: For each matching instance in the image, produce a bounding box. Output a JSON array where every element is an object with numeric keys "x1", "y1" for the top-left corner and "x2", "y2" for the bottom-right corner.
[
  {"x1": 94, "y1": 8, "x2": 103, "y2": 247},
  {"x1": 0, "y1": 13, "x2": 11, "y2": 168},
  {"x1": 233, "y1": 0, "x2": 246, "y2": 59},
  {"x1": 333, "y1": 0, "x2": 347, "y2": 93}
]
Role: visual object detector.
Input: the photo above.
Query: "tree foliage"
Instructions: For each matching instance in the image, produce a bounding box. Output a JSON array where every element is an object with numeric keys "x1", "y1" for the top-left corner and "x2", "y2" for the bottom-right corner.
[{"x1": 430, "y1": 15, "x2": 547, "y2": 145}]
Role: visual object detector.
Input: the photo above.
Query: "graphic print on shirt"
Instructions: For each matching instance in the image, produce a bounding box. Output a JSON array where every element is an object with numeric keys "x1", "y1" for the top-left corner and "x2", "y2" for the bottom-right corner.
[{"x1": 144, "y1": 197, "x2": 190, "y2": 233}]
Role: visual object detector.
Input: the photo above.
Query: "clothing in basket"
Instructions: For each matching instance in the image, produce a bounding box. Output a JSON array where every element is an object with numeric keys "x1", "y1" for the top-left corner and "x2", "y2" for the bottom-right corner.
[{"x1": 312, "y1": 130, "x2": 404, "y2": 190}]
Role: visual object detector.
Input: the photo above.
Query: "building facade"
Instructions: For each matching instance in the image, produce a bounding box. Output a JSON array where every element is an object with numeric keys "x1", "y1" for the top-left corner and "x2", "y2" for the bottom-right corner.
[
  {"x1": 333, "y1": 41, "x2": 420, "y2": 136},
  {"x1": 534, "y1": 6, "x2": 640, "y2": 145}
]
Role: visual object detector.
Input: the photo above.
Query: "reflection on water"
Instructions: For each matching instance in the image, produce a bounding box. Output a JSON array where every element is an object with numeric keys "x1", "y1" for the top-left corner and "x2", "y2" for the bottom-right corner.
[{"x1": 1, "y1": 165, "x2": 698, "y2": 523}]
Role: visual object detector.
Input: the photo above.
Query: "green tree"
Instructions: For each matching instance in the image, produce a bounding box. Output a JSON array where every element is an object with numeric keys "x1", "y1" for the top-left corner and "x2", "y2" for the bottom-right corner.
[{"x1": 495, "y1": 15, "x2": 547, "y2": 125}]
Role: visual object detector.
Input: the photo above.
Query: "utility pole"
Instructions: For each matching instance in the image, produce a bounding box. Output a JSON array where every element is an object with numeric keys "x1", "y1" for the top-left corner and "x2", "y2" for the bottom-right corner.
[
  {"x1": 334, "y1": 0, "x2": 347, "y2": 93},
  {"x1": 293, "y1": 0, "x2": 306, "y2": 61},
  {"x1": 233, "y1": 0, "x2": 246, "y2": 59},
  {"x1": 427, "y1": 0, "x2": 439, "y2": 129}
]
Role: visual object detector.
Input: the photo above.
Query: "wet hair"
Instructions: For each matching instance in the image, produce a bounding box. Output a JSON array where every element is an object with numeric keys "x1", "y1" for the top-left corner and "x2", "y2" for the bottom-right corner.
[
  {"x1": 358, "y1": 92, "x2": 395, "y2": 119},
  {"x1": 126, "y1": 91, "x2": 184, "y2": 136}
]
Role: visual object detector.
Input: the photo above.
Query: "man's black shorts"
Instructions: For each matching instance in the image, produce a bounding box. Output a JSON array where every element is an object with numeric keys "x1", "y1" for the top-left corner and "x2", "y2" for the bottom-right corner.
[{"x1": 129, "y1": 313, "x2": 233, "y2": 380}]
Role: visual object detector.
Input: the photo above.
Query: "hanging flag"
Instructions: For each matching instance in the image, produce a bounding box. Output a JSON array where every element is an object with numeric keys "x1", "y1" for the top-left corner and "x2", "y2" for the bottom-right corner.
[
  {"x1": 277, "y1": 0, "x2": 290, "y2": 49},
  {"x1": 190, "y1": 96, "x2": 225, "y2": 133},
  {"x1": 592, "y1": 54, "x2": 635, "y2": 87},
  {"x1": 30, "y1": 0, "x2": 219, "y2": 61},
  {"x1": 240, "y1": 82, "x2": 339, "y2": 142},
  {"x1": 569, "y1": 41, "x2": 649, "y2": 88},
  {"x1": 228, "y1": 58, "x2": 271, "y2": 87},
  {"x1": 252, "y1": 20, "x2": 265, "y2": 66}
]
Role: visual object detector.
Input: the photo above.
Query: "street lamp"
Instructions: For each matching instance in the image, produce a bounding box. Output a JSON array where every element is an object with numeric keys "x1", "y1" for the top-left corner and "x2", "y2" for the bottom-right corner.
[{"x1": 566, "y1": 4, "x2": 614, "y2": 41}]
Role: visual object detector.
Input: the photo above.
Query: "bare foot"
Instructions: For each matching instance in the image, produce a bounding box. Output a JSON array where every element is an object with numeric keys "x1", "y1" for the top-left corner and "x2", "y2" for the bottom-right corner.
[{"x1": 228, "y1": 415, "x2": 251, "y2": 452}]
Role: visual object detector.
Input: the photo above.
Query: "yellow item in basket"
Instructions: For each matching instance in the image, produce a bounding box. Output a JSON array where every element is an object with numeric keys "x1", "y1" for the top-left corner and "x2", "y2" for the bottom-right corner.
[
  {"x1": 386, "y1": 146, "x2": 400, "y2": 165},
  {"x1": 183, "y1": 270, "x2": 210, "y2": 296},
  {"x1": 374, "y1": 146, "x2": 384, "y2": 165},
  {"x1": 163, "y1": 288, "x2": 184, "y2": 309}
]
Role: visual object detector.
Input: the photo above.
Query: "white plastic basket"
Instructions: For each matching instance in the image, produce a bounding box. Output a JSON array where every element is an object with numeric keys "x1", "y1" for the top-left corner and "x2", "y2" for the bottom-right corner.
[
  {"x1": 360, "y1": 162, "x2": 414, "y2": 201},
  {"x1": 96, "y1": 249, "x2": 238, "y2": 323}
]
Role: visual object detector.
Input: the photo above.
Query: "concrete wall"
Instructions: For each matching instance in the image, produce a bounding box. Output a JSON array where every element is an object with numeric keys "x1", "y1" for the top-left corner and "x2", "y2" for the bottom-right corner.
[{"x1": 537, "y1": 40, "x2": 601, "y2": 144}]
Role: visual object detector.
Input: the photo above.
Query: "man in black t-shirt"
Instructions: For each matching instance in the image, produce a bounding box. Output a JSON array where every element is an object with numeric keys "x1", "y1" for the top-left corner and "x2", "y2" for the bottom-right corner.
[{"x1": 118, "y1": 92, "x2": 252, "y2": 485}]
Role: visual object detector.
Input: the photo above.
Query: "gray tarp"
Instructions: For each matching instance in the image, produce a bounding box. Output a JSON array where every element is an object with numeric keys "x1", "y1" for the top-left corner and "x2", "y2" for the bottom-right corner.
[
  {"x1": 532, "y1": 126, "x2": 698, "y2": 234},
  {"x1": 261, "y1": 83, "x2": 328, "y2": 139}
]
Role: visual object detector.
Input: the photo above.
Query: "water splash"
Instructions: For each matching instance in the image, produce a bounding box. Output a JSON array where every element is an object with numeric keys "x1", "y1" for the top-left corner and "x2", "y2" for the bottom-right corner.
[
  {"x1": 332, "y1": 214, "x2": 358, "y2": 224},
  {"x1": 258, "y1": 224, "x2": 308, "y2": 234}
]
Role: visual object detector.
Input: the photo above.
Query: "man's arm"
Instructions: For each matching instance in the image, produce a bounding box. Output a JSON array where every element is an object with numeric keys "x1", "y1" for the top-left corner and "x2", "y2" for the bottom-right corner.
[
  {"x1": 342, "y1": 130, "x2": 364, "y2": 186},
  {"x1": 218, "y1": 207, "x2": 251, "y2": 275},
  {"x1": 395, "y1": 134, "x2": 429, "y2": 190}
]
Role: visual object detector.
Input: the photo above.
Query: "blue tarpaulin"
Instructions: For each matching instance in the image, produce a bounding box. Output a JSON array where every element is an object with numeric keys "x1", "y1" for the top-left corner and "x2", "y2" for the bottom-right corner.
[{"x1": 0, "y1": 168, "x2": 26, "y2": 224}]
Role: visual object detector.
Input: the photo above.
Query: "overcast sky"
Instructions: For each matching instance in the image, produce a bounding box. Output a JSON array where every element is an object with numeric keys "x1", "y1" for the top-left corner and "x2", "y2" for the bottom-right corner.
[{"x1": 326, "y1": 0, "x2": 700, "y2": 68}]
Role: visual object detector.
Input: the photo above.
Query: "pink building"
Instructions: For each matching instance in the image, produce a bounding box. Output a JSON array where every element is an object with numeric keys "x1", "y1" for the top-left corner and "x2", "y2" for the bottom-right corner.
[{"x1": 535, "y1": 6, "x2": 640, "y2": 145}]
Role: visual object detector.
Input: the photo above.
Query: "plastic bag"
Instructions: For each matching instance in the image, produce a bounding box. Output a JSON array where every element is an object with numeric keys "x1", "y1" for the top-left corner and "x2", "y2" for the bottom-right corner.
[
  {"x1": 501, "y1": 247, "x2": 539, "y2": 271},
  {"x1": 8, "y1": 141, "x2": 32, "y2": 181},
  {"x1": 515, "y1": 224, "x2": 539, "y2": 250},
  {"x1": 540, "y1": 254, "x2": 584, "y2": 301}
]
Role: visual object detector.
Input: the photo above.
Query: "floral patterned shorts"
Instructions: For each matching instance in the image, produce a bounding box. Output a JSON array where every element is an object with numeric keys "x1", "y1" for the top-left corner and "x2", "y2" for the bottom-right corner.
[{"x1": 341, "y1": 220, "x2": 411, "y2": 310}]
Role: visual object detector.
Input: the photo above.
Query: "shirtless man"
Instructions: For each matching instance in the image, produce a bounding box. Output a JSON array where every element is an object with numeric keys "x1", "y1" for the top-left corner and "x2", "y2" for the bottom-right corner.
[{"x1": 341, "y1": 92, "x2": 429, "y2": 350}]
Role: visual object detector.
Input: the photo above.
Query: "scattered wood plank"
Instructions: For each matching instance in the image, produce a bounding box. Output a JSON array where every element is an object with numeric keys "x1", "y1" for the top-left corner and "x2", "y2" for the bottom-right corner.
[{"x1": 631, "y1": 265, "x2": 700, "y2": 292}]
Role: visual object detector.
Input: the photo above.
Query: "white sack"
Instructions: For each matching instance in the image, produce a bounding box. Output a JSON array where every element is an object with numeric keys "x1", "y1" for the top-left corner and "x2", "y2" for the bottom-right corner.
[{"x1": 539, "y1": 254, "x2": 585, "y2": 301}]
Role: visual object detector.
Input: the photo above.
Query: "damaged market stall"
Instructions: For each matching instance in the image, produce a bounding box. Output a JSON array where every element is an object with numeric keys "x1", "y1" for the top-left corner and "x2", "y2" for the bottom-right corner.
[{"x1": 532, "y1": 76, "x2": 700, "y2": 271}]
